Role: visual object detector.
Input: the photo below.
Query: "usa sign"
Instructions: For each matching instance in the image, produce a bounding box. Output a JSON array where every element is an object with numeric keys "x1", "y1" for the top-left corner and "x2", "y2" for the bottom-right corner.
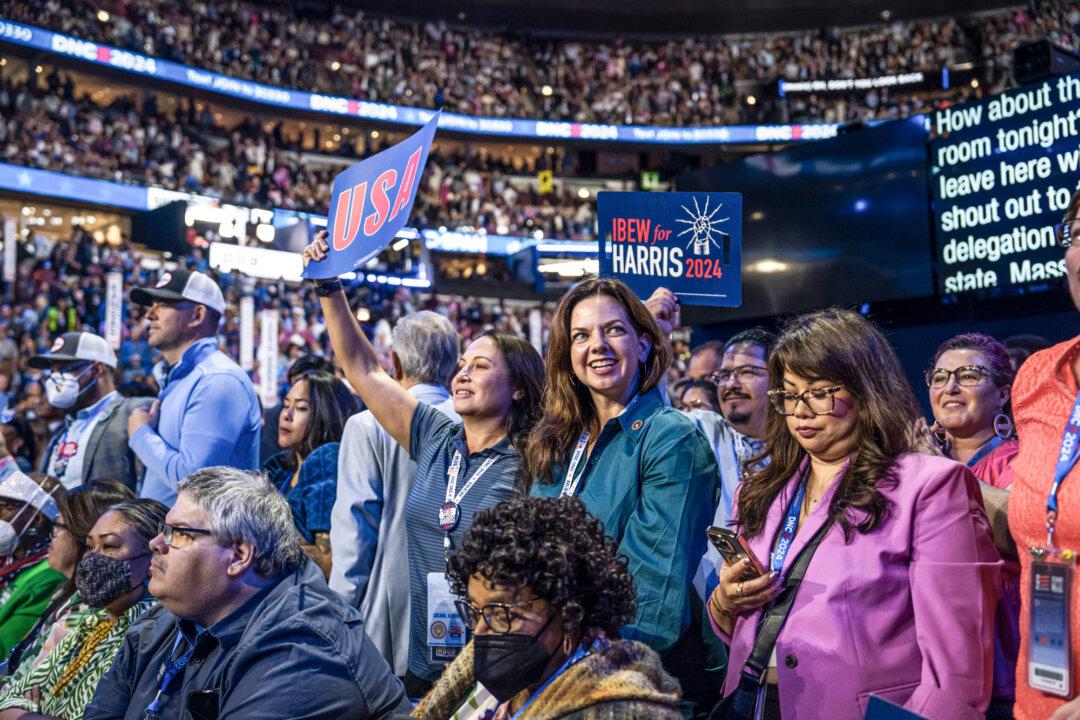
[
  {"x1": 303, "y1": 111, "x2": 439, "y2": 279},
  {"x1": 597, "y1": 191, "x2": 743, "y2": 307}
]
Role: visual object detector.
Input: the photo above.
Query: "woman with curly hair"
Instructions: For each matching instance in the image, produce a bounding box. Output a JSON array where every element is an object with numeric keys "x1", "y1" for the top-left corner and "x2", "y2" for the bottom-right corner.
[
  {"x1": 706, "y1": 308, "x2": 1001, "y2": 720},
  {"x1": 522, "y1": 280, "x2": 719, "y2": 716},
  {"x1": 413, "y1": 495, "x2": 682, "y2": 720}
]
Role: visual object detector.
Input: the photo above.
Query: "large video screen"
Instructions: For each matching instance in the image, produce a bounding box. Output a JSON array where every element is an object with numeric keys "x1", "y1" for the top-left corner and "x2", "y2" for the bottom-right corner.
[
  {"x1": 676, "y1": 117, "x2": 934, "y2": 319},
  {"x1": 930, "y1": 76, "x2": 1077, "y2": 294}
]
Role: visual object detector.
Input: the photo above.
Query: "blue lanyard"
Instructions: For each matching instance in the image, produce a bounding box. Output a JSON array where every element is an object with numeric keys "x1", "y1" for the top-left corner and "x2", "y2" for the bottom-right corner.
[
  {"x1": 1047, "y1": 389, "x2": 1080, "y2": 548},
  {"x1": 770, "y1": 481, "x2": 807, "y2": 575},
  {"x1": 509, "y1": 640, "x2": 596, "y2": 720},
  {"x1": 966, "y1": 435, "x2": 1005, "y2": 468},
  {"x1": 144, "y1": 633, "x2": 195, "y2": 717}
]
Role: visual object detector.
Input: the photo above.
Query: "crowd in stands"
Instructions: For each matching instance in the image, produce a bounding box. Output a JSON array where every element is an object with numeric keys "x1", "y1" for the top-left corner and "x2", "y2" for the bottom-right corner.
[
  {"x1": 6, "y1": 0, "x2": 1080, "y2": 124},
  {"x1": 0, "y1": 71, "x2": 597, "y2": 240}
]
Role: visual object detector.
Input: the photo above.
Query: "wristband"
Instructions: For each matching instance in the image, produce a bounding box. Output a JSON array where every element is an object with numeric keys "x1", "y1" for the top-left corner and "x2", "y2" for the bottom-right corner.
[{"x1": 313, "y1": 279, "x2": 343, "y2": 297}]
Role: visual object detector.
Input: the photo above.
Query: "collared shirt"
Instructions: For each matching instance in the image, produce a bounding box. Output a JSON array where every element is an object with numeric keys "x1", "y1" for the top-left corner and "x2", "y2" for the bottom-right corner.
[
  {"x1": 83, "y1": 562, "x2": 411, "y2": 720},
  {"x1": 404, "y1": 402, "x2": 521, "y2": 682},
  {"x1": 530, "y1": 387, "x2": 719, "y2": 653},
  {"x1": 682, "y1": 408, "x2": 768, "y2": 601},
  {"x1": 129, "y1": 337, "x2": 261, "y2": 504},
  {"x1": 330, "y1": 383, "x2": 458, "y2": 677},
  {"x1": 47, "y1": 391, "x2": 122, "y2": 488},
  {"x1": 262, "y1": 442, "x2": 341, "y2": 543},
  {"x1": 0, "y1": 596, "x2": 154, "y2": 717}
]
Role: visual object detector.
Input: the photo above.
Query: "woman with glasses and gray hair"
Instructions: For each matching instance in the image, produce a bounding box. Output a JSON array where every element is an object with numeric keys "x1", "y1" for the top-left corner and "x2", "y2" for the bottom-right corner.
[
  {"x1": 705, "y1": 308, "x2": 1000, "y2": 720},
  {"x1": 413, "y1": 495, "x2": 682, "y2": 720},
  {"x1": 0, "y1": 497, "x2": 165, "y2": 719},
  {"x1": 924, "y1": 333, "x2": 1019, "y2": 720}
]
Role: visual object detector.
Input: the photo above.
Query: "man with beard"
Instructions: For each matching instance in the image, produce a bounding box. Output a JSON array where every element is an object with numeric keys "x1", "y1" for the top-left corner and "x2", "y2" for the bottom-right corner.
[{"x1": 684, "y1": 328, "x2": 775, "y2": 600}]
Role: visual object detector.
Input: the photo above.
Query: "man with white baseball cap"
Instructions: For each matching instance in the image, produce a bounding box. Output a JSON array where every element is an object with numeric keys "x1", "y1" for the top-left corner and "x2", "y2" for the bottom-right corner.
[
  {"x1": 127, "y1": 269, "x2": 261, "y2": 505},
  {"x1": 29, "y1": 332, "x2": 152, "y2": 490}
]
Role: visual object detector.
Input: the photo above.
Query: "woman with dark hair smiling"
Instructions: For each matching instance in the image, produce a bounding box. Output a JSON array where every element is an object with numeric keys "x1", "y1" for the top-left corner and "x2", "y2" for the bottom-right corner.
[
  {"x1": 523, "y1": 280, "x2": 718, "y2": 715},
  {"x1": 262, "y1": 370, "x2": 360, "y2": 577},
  {"x1": 304, "y1": 233, "x2": 545, "y2": 696},
  {"x1": 413, "y1": 496, "x2": 682, "y2": 720},
  {"x1": 707, "y1": 308, "x2": 1000, "y2": 720},
  {"x1": 926, "y1": 333, "x2": 1019, "y2": 719}
]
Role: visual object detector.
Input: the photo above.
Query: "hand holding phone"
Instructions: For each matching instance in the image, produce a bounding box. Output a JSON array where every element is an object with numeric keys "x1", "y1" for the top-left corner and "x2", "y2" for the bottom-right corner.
[{"x1": 706, "y1": 526, "x2": 766, "y2": 579}]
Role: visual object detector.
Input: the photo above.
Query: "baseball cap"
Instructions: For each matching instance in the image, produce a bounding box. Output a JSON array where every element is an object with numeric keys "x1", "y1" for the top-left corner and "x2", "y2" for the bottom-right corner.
[
  {"x1": 130, "y1": 268, "x2": 225, "y2": 315},
  {"x1": 29, "y1": 332, "x2": 117, "y2": 369}
]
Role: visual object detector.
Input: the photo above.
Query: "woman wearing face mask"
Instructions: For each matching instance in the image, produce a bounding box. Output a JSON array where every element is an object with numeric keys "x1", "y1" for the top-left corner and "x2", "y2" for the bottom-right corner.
[
  {"x1": 0, "y1": 498, "x2": 165, "y2": 719},
  {"x1": 926, "y1": 333, "x2": 1019, "y2": 720},
  {"x1": 413, "y1": 496, "x2": 682, "y2": 720},
  {"x1": 262, "y1": 370, "x2": 359, "y2": 577},
  {"x1": 304, "y1": 234, "x2": 545, "y2": 696},
  {"x1": 706, "y1": 309, "x2": 1000, "y2": 720},
  {"x1": 523, "y1": 279, "x2": 718, "y2": 715},
  {"x1": 1, "y1": 480, "x2": 133, "y2": 682},
  {"x1": 0, "y1": 473, "x2": 65, "y2": 658}
]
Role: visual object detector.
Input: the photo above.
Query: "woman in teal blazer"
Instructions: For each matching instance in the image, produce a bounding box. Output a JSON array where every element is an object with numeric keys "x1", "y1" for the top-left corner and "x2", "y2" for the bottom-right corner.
[{"x1": 524, "y1": 279, "x2": 720, "y2": 717}]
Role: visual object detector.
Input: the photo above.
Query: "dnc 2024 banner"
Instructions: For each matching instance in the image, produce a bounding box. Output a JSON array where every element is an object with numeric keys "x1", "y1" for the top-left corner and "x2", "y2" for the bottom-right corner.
[
  {"x1": 598, "y1": 191, "x2": 743, "y2": 307},
  {"x1": 303, "y1": 112, "x2": 440, "y2": 279}
]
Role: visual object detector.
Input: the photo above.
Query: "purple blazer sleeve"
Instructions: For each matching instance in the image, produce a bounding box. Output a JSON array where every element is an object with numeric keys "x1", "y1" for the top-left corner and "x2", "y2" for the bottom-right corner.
[{"x1": 905, "y1": 459, "x2": 1002, "y2": 719}]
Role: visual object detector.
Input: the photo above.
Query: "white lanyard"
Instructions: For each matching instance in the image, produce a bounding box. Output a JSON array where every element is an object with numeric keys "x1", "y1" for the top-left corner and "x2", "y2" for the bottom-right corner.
[
  {"x1": 445, "y1": 451, "x2": 498, "y2": 505},
  {"x1": 559, "y1": 432, "x2": 591, "y2": 498}
]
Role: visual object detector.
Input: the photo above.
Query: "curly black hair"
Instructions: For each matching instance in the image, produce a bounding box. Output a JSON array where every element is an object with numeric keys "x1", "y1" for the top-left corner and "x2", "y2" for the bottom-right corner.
[{"x1": 447, "y1": 496, "x2": 636, "y2": 638}]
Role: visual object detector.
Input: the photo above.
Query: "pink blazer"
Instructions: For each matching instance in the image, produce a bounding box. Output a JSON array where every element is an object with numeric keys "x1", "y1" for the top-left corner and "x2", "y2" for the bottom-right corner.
[{"x1": 718, "y1": 452, "x2": 1002, "y2": 719}]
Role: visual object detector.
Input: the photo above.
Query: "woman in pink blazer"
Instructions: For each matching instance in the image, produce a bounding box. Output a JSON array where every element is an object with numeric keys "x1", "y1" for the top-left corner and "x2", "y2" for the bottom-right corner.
[{"x1": 707, "y1": 309, "x2": 1001, "y2": 720}]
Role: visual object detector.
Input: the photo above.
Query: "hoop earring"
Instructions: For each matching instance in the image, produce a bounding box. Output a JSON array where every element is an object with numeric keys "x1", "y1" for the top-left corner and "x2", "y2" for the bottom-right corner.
[{"x1": 993, "y1": 411, "x2": 1014, "y2": 440}]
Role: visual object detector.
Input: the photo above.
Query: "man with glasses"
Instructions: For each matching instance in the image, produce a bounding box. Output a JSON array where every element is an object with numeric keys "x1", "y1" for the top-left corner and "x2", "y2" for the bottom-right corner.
[
  {"x1": 29, "y1": 332, "x2": 151, "y2": 490},
  {"x1": 126, "y1": 269, "x2": 261, "y2": 505},
  {"x1": 689, "y1": 329, "x2": 776, "y2": 605},
  {"x1": 84, "y1": 466, "x2": 411, "y2": 720}
]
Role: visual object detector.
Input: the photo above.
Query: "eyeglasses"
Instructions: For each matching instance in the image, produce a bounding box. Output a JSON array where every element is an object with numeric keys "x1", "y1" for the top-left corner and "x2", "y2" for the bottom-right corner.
[
  {"x1": 710, "y1": 366, "x2": 768, "y2": 386},
  {"x1": 0, "y1": 498, "x2": 22, "y2": 514},
  {"x1": 1054, "y1": 220, "x2": 1079, "y2": 249},
  {"x1": 925, "y1": 365, "x2": 990, "y2": 389},
  {"x1": 157, "y1": 522, "x2": 213, "y2": 547},
  {"x1": 51, "y1": 521, "x2": 86, "y2": 545},
  {"x1": 454, "y1": 598, "x2": 536, "y2": 634},
  {"x1": 767, "y1": 384, "x2": 845, "y2": 416}
]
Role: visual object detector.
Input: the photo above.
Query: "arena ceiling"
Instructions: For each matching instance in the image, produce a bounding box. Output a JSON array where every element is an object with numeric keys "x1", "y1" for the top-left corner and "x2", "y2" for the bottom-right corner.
[{"x1": 327, "y1": 0, "x2": 1017, "y2": 36}]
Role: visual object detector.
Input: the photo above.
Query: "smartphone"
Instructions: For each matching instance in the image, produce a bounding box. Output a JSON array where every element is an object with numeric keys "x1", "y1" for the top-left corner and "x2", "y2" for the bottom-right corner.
[{"x1": 706, "y1": 526, "x2": 767, "y2": 579}]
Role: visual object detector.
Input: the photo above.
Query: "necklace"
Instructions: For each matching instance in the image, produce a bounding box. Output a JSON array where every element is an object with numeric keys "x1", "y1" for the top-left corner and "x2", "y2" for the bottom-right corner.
[{"x1": 51, "y1": 614, "x2": 116, "y2": 695}]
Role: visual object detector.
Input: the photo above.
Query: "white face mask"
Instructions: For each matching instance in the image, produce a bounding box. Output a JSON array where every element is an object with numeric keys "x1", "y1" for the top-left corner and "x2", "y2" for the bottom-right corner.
[
  {"x1": 44, "y1": 364, "x2": 96, "y2": 410},
  {"x1": 0, "y1": 501, "x2": 34, "y2": 556}
]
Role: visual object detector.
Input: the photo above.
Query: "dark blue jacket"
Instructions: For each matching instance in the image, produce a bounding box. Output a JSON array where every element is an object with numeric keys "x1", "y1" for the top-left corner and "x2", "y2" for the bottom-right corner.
[{"x1": 84, "y1": 561, "x2": 411, "y2": 720}]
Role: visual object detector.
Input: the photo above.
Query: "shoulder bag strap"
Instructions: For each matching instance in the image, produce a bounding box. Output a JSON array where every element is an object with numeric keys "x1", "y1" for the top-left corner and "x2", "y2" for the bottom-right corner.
[{"x1": 741, "y1": 518, "x2": 833, "y2": 683}]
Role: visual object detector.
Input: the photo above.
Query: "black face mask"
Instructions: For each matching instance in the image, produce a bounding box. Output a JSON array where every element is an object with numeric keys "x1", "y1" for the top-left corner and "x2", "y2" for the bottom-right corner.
[
  {"x1": 75, "y1": 552, "x2": 149, "y2": 608},
  {"x1": 473, "y1": 614, "x2": 557, "y2": 703}
]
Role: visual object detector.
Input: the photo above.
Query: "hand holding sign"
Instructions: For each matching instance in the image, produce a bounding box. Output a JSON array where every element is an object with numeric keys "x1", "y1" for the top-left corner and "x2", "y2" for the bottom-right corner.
[
  {"x1": 303, "y1": 111, "x2": 440, "y2": 280},
  {"x1": 598, "y1": 191, "x2": 742, "y2": 307}
]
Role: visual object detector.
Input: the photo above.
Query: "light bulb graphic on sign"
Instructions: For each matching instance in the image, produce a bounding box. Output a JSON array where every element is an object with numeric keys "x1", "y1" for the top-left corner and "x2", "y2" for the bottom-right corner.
[{"x1": 677, "y1": 196, "x2": 731, "y2": 262}]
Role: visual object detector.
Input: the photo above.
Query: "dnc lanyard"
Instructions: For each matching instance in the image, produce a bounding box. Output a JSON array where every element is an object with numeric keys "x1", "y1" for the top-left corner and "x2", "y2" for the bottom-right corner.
[
  {"x1": 559, "y1": 433, "x2": 591, "y2": 498},
  {"x1": 144, "y1": 633, "x2": 196, "y2": 718},
  {"x1": 1046, "y1": 389, "x2": 1080, "y2": 549},
  {"x1": 770, "y1": 481, "x2": 807, "y2": 575},
  {"x1": 439, "y1": 452, "x2": 498, "y2": 556},
  {"x1": 508, "y1": 639, "x2": 601, "y2": 720},
  {"x1": 966, "y1": 435, "x2": 1005, "y2": 469}
]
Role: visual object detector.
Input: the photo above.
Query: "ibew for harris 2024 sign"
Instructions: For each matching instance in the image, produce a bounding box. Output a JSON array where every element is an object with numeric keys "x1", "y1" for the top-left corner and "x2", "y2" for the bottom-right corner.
[
  {"x1": 303, "y1": 111, "x2": 440, "y2": 280},
  {"x1": 598, "y1": 191, "x2": 742, "y2": 307}
]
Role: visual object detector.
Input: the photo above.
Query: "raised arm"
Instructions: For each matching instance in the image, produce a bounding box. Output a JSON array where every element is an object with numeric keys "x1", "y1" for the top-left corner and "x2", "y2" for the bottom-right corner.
[{"x1": 303, "y1": 233, "x2": 417, "y2": 452}]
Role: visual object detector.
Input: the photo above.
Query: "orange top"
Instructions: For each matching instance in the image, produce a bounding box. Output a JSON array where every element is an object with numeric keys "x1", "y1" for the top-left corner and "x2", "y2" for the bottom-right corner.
[{"x1": 1009, "y1": 335, "x2": 1080, "y2": 720}]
